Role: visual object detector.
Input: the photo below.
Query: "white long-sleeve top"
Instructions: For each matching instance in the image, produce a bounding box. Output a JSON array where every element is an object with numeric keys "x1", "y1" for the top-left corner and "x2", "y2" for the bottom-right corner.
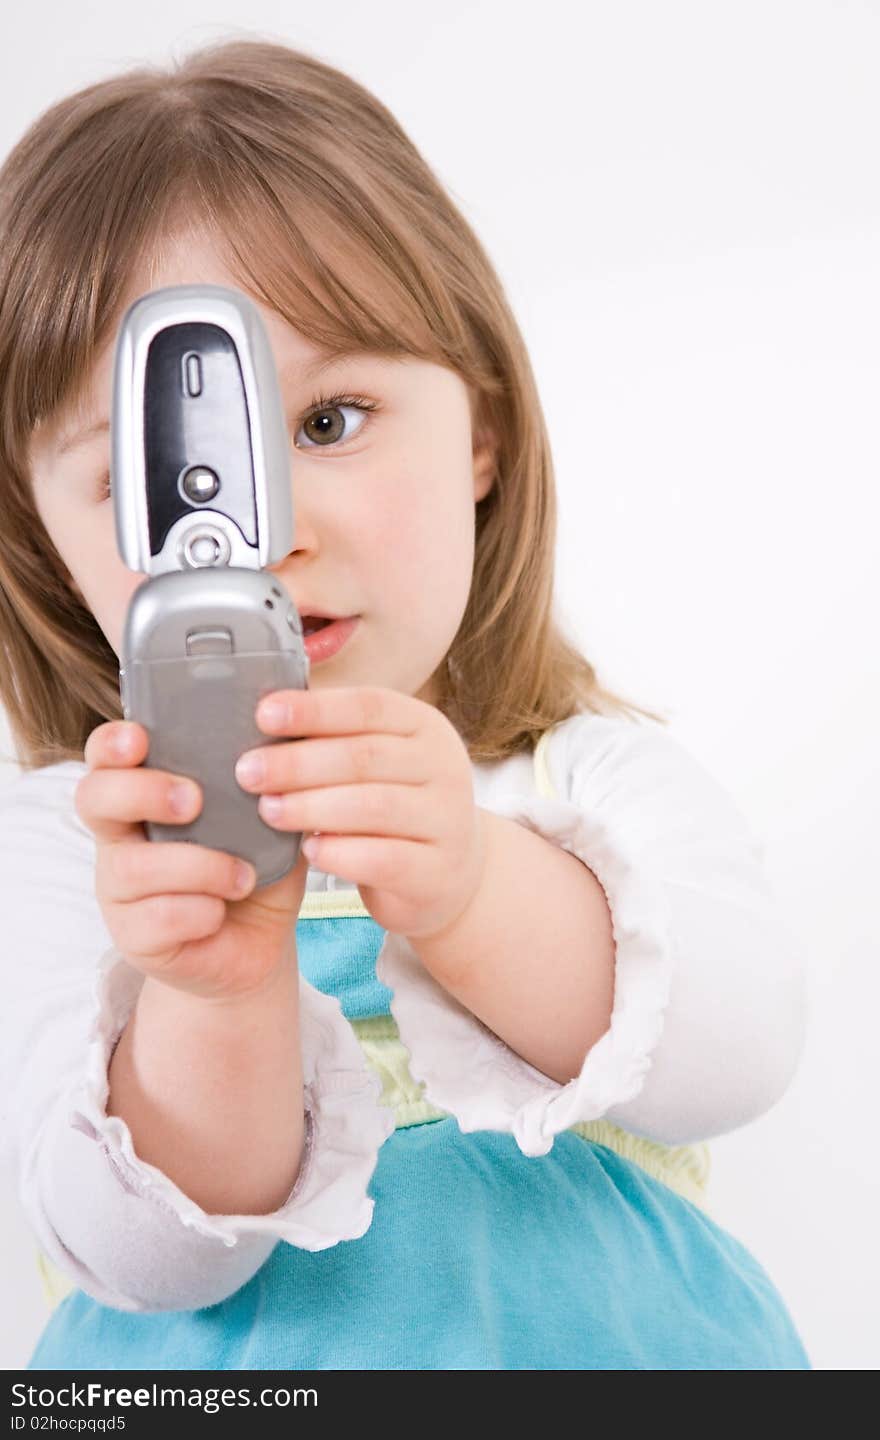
[{"x1": 0, "y1": 712, "x2": 807, "y2": 1314}]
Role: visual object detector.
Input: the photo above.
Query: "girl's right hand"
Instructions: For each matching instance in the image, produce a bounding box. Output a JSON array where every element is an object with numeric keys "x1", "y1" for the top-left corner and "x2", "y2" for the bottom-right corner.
[{"x1": 75, "y1": 719, "x2": 311, "y2": 1002}]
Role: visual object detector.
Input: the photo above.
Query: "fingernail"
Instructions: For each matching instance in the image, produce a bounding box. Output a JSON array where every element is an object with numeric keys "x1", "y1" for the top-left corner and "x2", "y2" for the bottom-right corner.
[
  {"x1": 259, "y1": 795, "x2": 283, "y2": 821},
  {"x1": 233, "y1": 861, "x2": 256, "y2": 896},
  {"x1": 169, "y1": 781, "x2": 198, "y2": 817},
  {"x1": 111, "y1": 729, "x2": 133, "y2": 757},
  {"x1": 235, "y1": 753, "x2": 264, "y2": 787},
  {"x1": 258, "y1": 700, "x2": 287, "y2": 728}
]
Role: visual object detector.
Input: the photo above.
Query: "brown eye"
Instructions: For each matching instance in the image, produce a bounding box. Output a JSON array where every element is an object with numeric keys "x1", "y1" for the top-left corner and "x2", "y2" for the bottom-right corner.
[
  {"x1": 295, "y1": 399, "x2": 373, "y2": 450},
  {"x1": 302, "y1": 406, "x2": 347, "y2": 446}
]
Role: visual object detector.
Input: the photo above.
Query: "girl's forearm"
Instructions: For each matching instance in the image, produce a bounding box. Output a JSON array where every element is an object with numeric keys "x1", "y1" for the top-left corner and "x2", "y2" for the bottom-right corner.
[
  {"x1": 411, "y1": 809, "x2": 616, "y2": 1085},
  {"x1": 107, "y1": 956, "x2": 305, "y2": 1217}
]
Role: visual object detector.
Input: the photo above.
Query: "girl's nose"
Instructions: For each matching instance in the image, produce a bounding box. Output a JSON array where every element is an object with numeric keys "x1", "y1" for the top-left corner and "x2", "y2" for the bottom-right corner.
[{"x1": 275, "y1": 481, "x2": 320, "y2": 560}]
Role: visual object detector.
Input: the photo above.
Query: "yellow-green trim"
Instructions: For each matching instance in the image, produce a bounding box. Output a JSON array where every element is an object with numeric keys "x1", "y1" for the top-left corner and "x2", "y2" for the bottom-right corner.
[
  {"x1": 532, "y1": 724, "x2": 559, "y2": 800},
  {"x1": 37, "y1": 1250, "x2": 74, "y2": 1309},
  {"x1": 351, "y1": 1014, "x2": 449, "y2": 1127},
  {"x1": 299, "y1": 887, "x2": 368, "y2": 920},
  {"x1": 569, "y1": 1121, "x2": 711, "y2": 1210}
]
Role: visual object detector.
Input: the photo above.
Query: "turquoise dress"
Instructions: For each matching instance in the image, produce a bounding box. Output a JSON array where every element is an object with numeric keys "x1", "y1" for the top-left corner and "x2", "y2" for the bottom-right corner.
[{"x1": 29, "y1": 901, "x2": 810, "y2": 1371}]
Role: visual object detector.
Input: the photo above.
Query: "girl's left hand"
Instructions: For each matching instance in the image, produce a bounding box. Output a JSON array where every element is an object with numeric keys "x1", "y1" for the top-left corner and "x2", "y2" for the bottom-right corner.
[{"x1": 236, "y1": 686, "x2": 488, "y2": 943}]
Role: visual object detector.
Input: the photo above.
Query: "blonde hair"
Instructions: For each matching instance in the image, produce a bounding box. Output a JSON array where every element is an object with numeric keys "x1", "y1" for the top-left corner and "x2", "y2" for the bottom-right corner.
[{"x1": 0, "y1": 39, "x2": 667, "y2": 771}]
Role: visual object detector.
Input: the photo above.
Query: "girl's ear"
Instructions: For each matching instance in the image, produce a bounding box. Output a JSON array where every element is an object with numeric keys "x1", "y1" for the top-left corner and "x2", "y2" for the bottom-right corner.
[{"x1": 472, "y1": 424, "x2": 498, "y2": 503}]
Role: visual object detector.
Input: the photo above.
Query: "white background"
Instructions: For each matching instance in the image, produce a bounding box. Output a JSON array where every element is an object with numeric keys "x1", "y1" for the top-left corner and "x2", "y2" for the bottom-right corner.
[{"x1": 1, "y1": 0, "x2": 877, "y2": 1372}]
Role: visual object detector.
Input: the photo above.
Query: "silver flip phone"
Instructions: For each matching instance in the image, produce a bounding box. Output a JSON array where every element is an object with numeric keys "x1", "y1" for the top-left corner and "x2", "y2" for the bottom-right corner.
[{"x1": 112, "y1": 283, "x2": 309, "y2": 887}]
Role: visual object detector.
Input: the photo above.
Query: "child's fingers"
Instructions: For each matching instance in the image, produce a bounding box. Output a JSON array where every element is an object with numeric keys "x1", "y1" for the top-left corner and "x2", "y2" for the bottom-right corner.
[
  {"x1": 76, "y1": 725, "x2": 308, "y2": 997},
  {"x1": 105, "y1": 891, "x2": 231, "y2": 967},
  {"x1": 97, "y1": 840, "x2": 255, "y2": 905},
  {"x1": 75, "y1": 763, "x2": 203, "y2": 844},
  {"x1": 83, "y1": 720, "x2": 149, "y2": 769}
]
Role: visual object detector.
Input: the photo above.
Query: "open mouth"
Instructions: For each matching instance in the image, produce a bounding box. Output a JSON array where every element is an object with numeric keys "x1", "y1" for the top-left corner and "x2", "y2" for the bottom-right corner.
[
  {"x1": 300, "y1": 616, "x2": 360, "y2": 663},
  {"x1": 301, "y1": 616, "x2": 333, "y2": 636}
]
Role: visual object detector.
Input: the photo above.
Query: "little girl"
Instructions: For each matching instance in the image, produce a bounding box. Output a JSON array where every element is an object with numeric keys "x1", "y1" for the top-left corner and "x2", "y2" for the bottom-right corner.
[{"x1": 0, "y1": 40, "x2": 809, "y2": 1370}]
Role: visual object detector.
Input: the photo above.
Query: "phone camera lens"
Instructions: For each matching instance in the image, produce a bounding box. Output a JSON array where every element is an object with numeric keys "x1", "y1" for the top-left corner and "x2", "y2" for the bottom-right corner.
[
  {"x1": 180, "y1": 526, "x2": 232, "y2": 569},
  {"x1": 181, "y1": 465, "x2": 220, "y2": 504}
]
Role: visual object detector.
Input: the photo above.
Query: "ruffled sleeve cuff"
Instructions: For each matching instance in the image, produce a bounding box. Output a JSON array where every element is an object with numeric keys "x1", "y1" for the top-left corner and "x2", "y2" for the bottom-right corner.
[
  {"x1": 69, "y1": 948, "x2": 396, "y2": 1250},
  {"x1": 376, "y1": 791, "x2": 674, "y2": 1158}
]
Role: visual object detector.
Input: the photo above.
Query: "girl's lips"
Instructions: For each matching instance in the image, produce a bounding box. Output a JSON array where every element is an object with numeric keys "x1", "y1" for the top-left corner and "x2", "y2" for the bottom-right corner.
[{"x1": 303, "y1": 616, "x2": 359, "y2": 663}]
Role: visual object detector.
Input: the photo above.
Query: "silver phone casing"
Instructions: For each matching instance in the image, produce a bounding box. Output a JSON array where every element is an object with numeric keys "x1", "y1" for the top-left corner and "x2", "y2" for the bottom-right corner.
[
  {"x1": 120, "y1": 568, "x2": 309, "y2": 888},
  {"x1": 112, "y1": 284, "x2": 293, "y2": 576}
]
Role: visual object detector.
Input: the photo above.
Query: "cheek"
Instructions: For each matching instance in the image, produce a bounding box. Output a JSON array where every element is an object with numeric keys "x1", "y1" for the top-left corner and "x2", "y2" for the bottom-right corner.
[
  {"x1": 410, "y1": 438, "x2": 476, "y2": 587},
  {"x1": 64, "y1": 512, "x2": 146, "y2": 655},
  {"x1": 368, "y1": 420, "x2": 475, "y2": 562},
  {"x1": 79, "y1": 570, "x2": 145, "y2": 658},
  {"x1": 354, "y1": 467, "x2": 475, "y2": 609}
]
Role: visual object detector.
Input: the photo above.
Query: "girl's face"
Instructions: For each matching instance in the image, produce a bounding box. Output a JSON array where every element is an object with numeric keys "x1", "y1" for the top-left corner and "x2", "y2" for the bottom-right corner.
[{"x1": 28, "y1": 231, "x2": 495, "y2": 707}]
